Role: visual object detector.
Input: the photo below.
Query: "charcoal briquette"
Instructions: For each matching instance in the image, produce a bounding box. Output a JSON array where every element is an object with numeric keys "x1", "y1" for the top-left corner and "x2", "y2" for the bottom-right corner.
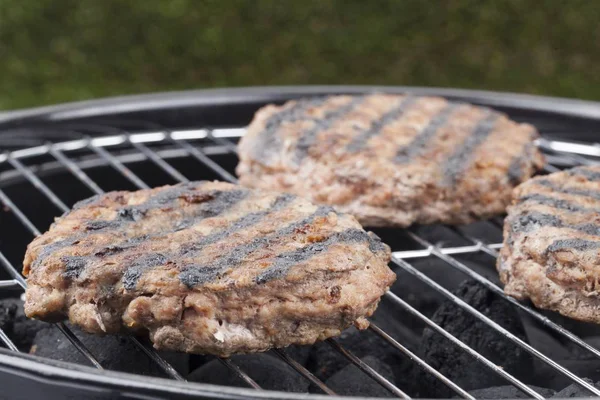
[
  {"x1": 468, "y1": 385, "x2": 555, "y2": 399},
  {"x1": 307, "y1": 326, "x2": 412, "y2": 385},
  {"x1": 283, "y1": 344, "x2": 311, "y2": 366},
  {"x1": 533, "y1": 359, "x2": 600, "y2": 390},
  {"x1": 324, "y1": 355, "x2": 395, "y2": 397},
  {"x1": 187, "y1": 353, "x2": 308, "y2": 392},
  {"x1": 0, "y1": 298, "x2": 47, "y2": 351},
  {"x1": 552, "y1": 378, "x2": 600, "y2": 398},
  {"x1": 417, "y1": 279, "x2": 532, "y2": 398},
  {"x1": 30, "y1": 325, "x2": 189, "y2": 376}
]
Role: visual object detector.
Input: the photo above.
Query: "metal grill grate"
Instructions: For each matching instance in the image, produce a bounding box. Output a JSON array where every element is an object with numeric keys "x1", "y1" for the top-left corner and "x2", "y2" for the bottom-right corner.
[{"x1": 0, "y1": 115, "x2": 599, "y2": 398}]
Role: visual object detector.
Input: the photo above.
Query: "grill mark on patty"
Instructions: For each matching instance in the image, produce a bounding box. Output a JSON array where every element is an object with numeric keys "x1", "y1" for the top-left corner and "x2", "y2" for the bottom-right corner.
[
  {"x1": 94, "y1": 235, "x2": 152, "y2": 258},
  {"x1": 117, "y1": 207, "x2": 147, "y2": 222},
  {"x1": 442, "y1": 112, "x2": 500, "y2": 184},
  {"x1": 168, "y1": 189, "x2": 249, "y2": 231},
  {"x1": 255, "y1": 229, "x2": 386, "y2": 284},
  {"x1": 294, "y1": 96, "x2": 365, "y2": 163},
  {"x1": 94, "y1": 244, "x2": 129, "y2": 257},
  {"x1": 109, "y1": 188, "x2": 248, "y2": 234},
  {"x1": 546, "y1": 239, "x2": 600, "y2": 254},
  {"x1": 511, "y1": 212, "x2": 562, "y2": 233},
  {"x1": 75, "y1": 183, "x2": 247, "y2": 230},
  {"x1": 32, "y1": 237, "x2": 82, "y2": 270},
  {"x1": 179, "y1": 193, "x2": 296, "y2": 256},
  {"x1": 84, "y1": 220, "x2": 122, "y2": 231},
  {"x1": 346, "y1": 95, "x2": 417, "y2": 152},
  {"x1": 179, "y1": 205, "x2": 336, "y2": 287},
  {"x1": 511, "y1": 211, "x2": 600, "y2": 236},
  {"x1": 122, "y1": 253, "x2": 169, "y2": 290},
  {"x1": 118, "y1": 183, "x2": 246, "y2": 219},
  {"x1": 31, "y1": 186, "x2": 248, "y2": 277},
  {"x1": 252, "y1": 97, "x2": 327, "y2": 160},
  {"x1": 517, "y1": 193, "x2": 595, "y2": 213},
  {"x1": 84, "y1": 189, "x2": 251, "y2": 284},
  {"x1": 508, "y1": 142, "x2": 535, "y2": 185},
  {"x1": 74, "y1": 182, "x2": 211, "y2": 213},
  {"x1": 535, "y1": 179, "x2": 600, "y2": 202},
  {"x1": 568, "y1": 167, "x2": 600, "y2": 182},
  {"x1": 62, "y1": 256, "x2": 88, "y2": 279},
  {"x1": 394, "y1": 103, "x2": 460, "y2": 164}
]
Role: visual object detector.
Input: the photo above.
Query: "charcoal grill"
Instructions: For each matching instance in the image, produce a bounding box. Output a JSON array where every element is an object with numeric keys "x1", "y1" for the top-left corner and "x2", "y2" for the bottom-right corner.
[{"x1": 0, "y1": 86, "x2": 599, "y2": 399}]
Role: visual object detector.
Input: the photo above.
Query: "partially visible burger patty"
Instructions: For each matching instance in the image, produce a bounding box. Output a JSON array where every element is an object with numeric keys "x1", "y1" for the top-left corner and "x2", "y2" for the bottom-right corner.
[
  {"x1": 23, "y1": 181, "x2": 394, "y2": 357},
  {"x1": 498, "y1": 166, "x2": 600, "y2": 323},
  {"x1": 236, "y1": 94, "x2": 545, "y2": 227}
]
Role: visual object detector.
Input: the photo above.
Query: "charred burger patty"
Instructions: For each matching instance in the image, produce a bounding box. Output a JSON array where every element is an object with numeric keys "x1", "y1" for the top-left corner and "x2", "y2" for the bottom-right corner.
[
  {"x1": 499, "y1": 166, "x2": 600, "y2": 323},
  {"x1": 236, "y1": 94, "x2": 544, "y2": 227},
  {"x1": 23, "y1": 181, "x2": 394, "y2": 356}
]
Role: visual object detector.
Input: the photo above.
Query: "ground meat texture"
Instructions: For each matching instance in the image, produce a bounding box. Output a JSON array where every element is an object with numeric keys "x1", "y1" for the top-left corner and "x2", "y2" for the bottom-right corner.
[
  {"x1": 498, "y1": 166, "x2": 600, "y2": 323},
  {"x1": 236, "y1": 94, "x2": 545, "y2": 227},
  {"x1": 23, "y1": 181, "x2": 394, "y2": 357}
]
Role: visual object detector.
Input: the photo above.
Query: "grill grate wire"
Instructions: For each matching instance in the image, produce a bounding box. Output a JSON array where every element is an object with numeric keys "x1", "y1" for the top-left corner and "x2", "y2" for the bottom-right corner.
[{"x1": 0, "y1": 123, "x2": 597, "y2": 398}]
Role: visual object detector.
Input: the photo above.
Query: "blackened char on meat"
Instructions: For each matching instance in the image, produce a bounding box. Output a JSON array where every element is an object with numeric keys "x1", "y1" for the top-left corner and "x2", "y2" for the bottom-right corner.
[
  {"x1": 23, "y1": 181, "x2": 394, "y2": 357},
  {"x1": 499, "y1": 166, "x2": 600, "y2": 323},
  {"x1": 237, "y1": 94, "x2": 544, "y2": 227}
]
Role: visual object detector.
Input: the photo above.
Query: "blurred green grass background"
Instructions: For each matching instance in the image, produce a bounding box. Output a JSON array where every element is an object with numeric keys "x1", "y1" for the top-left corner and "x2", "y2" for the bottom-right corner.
[{"x1": 1, "y1": 0, "x2": 599, "y2": 109}]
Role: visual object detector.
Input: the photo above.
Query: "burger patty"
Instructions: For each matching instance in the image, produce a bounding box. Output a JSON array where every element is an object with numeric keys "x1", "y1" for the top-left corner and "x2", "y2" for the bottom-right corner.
[
  {"x1": 498, "y1": 166, "x2": 600, "y2": 323},
  {"x1": 236, "y1": 94, "x2": 545, "y2": 227},
  {"x1": 23, "y1": 181, "x2": 394, "y2": 357}
]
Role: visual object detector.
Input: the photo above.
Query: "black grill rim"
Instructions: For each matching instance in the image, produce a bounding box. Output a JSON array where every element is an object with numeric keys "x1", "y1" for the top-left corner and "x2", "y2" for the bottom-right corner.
[
  {"x1": 0, "y1": 86, "x2": 600, "y2": 400},
  {"x1": 2, "y1": 85, "x2": 600, "y2": 127}
]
